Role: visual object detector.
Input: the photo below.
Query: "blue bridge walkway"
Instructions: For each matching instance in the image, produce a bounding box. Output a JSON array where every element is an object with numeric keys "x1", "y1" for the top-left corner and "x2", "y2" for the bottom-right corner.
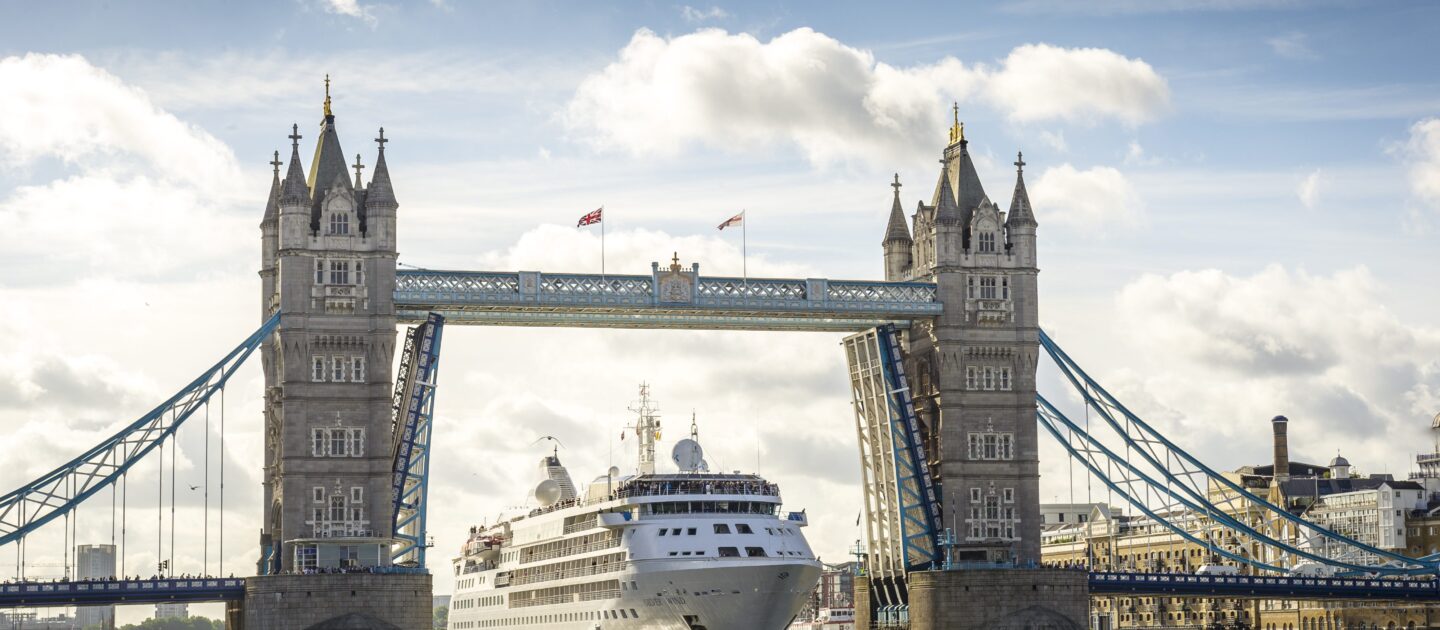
[
  {"x1": 1090, "y1": 572, "x2": 1440, "y2": 601},
  {"x1": 0, "y1": 578, "x2": 245, "y2": 607}
]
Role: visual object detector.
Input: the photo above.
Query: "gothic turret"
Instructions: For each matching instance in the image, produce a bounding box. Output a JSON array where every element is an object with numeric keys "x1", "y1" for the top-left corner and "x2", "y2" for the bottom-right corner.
[
  {"x1": 365, "y1": 128, "x2": 397, "y2": 249},
  {"x1": 883, "y1": 174, "x2": 913, "y2": 281},
  {"x1": 1005, "y1": 152, "x2": 1038, "y2": 268},
  {"x1": 278, "y1": 125, "x2": 312, "y2": 252},
  {"x1": 260, "y1": 151, "x2": 282, "y2": 318}
]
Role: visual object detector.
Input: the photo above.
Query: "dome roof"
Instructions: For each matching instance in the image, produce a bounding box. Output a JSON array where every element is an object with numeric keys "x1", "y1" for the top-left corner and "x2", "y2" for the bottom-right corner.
[{"x1": 1330, "y1": 454, "x2": 1351, "y2": 467}]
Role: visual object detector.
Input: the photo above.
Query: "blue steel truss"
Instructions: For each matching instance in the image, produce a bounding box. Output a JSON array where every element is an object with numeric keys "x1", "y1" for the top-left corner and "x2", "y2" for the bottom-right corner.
[
  {"x1": 0, "y1": 314, "x2": 280, "y2": 547},
  {"x1": 393, "y1": 269, "x2": 942, "y2": 331},
  {"x1": 875, "y1": 325, "x2": 942, "y2": 570},
  {"x1": 390, "y1": 313, "x2": 445, "y2": 568},
  {"x1": 1038, "y1": 329, "x2": 1438, "y2": 576}
]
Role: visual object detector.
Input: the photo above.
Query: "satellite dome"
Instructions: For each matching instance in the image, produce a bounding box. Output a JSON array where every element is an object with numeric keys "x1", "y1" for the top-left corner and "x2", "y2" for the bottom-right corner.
[
  {"x1": 672, "y1": 439, "x2": 705, "y2": 473},
  {"x1": 534, "y1": 479, "x2": 562, "y2": 506},
  {"x1": 1330, "y1": 454, "x2": 1350, "y2": 467},
  {"x1": 1271, "y1": 415, "x2": 1289, "y2": 423},
  {"x1": 608, "y1": 466, "x2": 621, "y2": 478}
]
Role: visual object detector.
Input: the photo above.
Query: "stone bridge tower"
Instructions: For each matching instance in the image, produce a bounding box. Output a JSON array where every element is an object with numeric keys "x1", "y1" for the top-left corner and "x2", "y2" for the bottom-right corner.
[
  {"x1": 259, "y1": 80, "x2": 400, "y2": 574},
  {"x1": 882, "y1": 109, "x2": 1042, "y2": 564}
]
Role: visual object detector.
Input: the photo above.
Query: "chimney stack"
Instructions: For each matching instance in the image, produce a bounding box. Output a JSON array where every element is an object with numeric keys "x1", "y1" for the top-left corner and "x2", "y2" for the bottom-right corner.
[{"x1": 1272, "y1": 415, "x2": 1290, "y2": 483}]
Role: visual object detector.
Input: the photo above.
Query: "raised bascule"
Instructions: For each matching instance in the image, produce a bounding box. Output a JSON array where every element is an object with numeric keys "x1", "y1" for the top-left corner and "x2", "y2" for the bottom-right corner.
[{"x1": 1, "y1": 86, "x2": 1438, "y2": 630}]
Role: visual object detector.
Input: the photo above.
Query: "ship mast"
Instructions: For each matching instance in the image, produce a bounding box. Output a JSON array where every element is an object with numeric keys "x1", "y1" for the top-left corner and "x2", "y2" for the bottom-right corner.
[{"x1": 627, "y1": 383, "x2": 661, "y2": 475}]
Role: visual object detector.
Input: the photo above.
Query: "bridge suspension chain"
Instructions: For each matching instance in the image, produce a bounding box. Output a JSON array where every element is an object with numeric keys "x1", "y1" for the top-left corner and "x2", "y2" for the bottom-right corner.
[
  {"x1": 1038, "y1": 329, "x2": 1438, "y2": 575},
  {"x1": 0, "y1": 313, "x2": 279, "y2": 561}
]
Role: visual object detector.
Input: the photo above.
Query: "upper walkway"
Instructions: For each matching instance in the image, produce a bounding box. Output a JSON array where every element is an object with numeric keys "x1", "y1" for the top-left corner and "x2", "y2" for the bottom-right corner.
[{"x1": 392, "y1": 268, "x2": 943, "y2": 331}]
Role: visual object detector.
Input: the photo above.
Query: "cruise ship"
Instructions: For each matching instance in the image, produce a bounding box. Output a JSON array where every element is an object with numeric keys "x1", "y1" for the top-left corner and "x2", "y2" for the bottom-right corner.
[{"x1": 447, "y1": 385, "x2": 822, "y2": 630}]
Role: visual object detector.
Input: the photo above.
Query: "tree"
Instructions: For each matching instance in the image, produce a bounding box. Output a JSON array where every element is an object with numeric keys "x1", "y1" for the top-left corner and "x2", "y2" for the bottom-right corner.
[
  {"x1": 433, "y1": 605, "x2": 448, "y2": 629},
  {"x1": 118, "y1": 617, "x2": 224, "y2": 630}
]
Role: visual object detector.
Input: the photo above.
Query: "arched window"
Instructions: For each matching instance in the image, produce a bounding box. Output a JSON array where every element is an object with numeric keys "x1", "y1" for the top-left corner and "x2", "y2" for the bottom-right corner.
[{"x1": 329, "y1": 211, "x2": 350, "y2": 235}]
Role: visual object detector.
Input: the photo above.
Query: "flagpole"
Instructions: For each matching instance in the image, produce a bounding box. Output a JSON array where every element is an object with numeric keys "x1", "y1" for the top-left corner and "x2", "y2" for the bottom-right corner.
[
  {"x1": 742, "y1": 210, "x2": 748, "y2": 285},
  {"x1": 601, "y1": 205, "x2": 606, "y2": 281}
]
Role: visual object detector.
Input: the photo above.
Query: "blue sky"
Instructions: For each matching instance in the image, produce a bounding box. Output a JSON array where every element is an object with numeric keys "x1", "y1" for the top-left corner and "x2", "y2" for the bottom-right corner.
[{"x1": 1, "y1": 0, "x2": 1438, "y2": 616}]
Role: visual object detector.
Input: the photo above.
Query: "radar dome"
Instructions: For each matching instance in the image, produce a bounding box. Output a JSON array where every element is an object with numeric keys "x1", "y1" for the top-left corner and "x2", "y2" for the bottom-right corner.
[
  {"x1": 672, "y1": 438, "x2": 705, "y2": 472},
  {"x1": 608, "y1": 466, "x2": 620, "y2": 478},
  {"x1": 534, "y1": 479, "x2": 562, "y2": 506}
]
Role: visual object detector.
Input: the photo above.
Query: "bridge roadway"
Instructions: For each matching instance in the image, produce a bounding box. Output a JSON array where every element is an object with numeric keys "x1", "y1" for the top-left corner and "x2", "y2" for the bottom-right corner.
[
  {"x1": 0, "y1": 578, "x2": 244, "y2": 607},
  {"x1": 392, "y1": 268, "x2": 943, "y2": 331},
  {"x1": 1090, "y1": 571, "x2": 1440, "y2": 601}
]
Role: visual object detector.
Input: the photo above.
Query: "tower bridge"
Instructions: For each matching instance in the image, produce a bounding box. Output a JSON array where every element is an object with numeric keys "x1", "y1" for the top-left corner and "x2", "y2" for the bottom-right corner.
[{"x1": 1, "y1": 88, "x2": 1437, "y2": 630}]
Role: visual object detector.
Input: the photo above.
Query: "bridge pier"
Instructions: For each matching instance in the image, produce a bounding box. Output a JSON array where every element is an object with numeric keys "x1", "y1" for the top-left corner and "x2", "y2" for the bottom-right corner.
[
  {"x1": 237, "y1": 574, "x2": 431, "y2": 630},
  {"x1": 864, "y1": 568, "x2": 1088, "y2": 629}
]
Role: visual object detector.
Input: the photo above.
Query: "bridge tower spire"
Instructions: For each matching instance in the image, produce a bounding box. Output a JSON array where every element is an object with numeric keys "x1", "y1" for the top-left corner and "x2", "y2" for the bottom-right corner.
[{"x1": 883, "y1": 173, "x2": 913, "y2": 281}]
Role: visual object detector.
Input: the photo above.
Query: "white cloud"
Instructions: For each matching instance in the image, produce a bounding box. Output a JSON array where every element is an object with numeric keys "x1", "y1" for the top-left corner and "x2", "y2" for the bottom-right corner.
[
  {"x1": 1267, "y1": 31, "x2": 1319, "y2": 60},
  {"x1": 1398, "y1": 118, "x2": 1440, "y2": 215},
  {"x1": 0, "y1": 54, "x2": 248, "y2": 283},
  {"x1": 1038, "y1": 130, "x2": 1068, "y2": 153},
  {"x1": 1297, "y1": 168, "x2": 1323, "y2": 210},
  {"x1": 1029, "y1": 163, "x2": 1143, "y2": 230},
  {"x1": 320, "y1": 0, "x2": 378, "y2": 26},
  {"x1": 0, "y1": 54, "x2": 238, "y2": 190},
  {"x1": 1107, "y1": 266, "x2": 1440, "y2": 470},
  {"x1": 983, "y1": 43, "x2": 1169, "y2": 125},
  {"x1": 564, "y1": 29, "x2": 1168, "y2": 167},
  {"x1": 680, "y1": 5, "x2": 729, "y2": 22}
]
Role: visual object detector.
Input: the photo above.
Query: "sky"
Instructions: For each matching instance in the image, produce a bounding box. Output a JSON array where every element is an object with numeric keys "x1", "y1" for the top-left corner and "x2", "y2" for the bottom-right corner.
[{"x1": 1, "y1": 0, "x2": 1439, "y2": 621}]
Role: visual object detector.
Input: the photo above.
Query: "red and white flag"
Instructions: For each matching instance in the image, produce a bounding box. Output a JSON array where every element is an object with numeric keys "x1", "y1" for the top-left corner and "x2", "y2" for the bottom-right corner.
[
  {"x1": 577, "y1": 207, "x2": 603, "y2": 227},
  {"x1": 717, "y1": 212, "x2": 744, "y2": 231}
]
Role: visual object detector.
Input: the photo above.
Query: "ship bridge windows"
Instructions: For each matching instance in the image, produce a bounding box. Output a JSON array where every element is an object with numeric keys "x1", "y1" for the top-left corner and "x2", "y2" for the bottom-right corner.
[
  {"x1": 745, "y1": 546, "x2": 767, "y2": 557},
  {"x1": 736, "y1": 523, "x2": 754, "y2": 534},
  {"x1": 714, "y1": 524, "x2": 731, "y2": 534},
  {"x1": 718, "y1": 547, "x2": 741, "y2": 557}
]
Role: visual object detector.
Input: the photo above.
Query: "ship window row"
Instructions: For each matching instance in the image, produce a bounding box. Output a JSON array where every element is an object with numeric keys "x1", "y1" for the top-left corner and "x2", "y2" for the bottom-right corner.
[
  {"x1": 519, "y1": 531, "x2": 621, "y2": 564},
  {"x1": 509, "y1": 578, "x2": 620, "y2": 608},
  {"x1": 460, "y1": 609, "x2": 640, "y2": 628},
  {"x1": 641, "y1": 501, "x2": 777, "y2": 516}
]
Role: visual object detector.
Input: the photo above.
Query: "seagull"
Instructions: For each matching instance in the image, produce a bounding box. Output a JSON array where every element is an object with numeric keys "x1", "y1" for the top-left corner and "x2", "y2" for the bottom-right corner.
[{"x1": 188, "y1": 485, "x2": 201, "y2": 491}]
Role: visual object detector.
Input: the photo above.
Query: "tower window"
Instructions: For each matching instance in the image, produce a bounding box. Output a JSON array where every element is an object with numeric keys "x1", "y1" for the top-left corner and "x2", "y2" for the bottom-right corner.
[
  {"x1": 312, "y1": 356, "x2": 327, "y2": 382},
  {"x1": 999, "y1": 368, "x2": 1012, "y2": 391},
  {"x1": 351, "y1": 356, "x2": 366, "y2": 383},
  {"x1": 349, "y1": 428, "x2": 365, "y2": 457},
  {"x1": 312, "y1": 429, "x2": 326, "y2": 457},
  {"x1": 315, "y1": 259, "x2": 325, "y2": 284},
  {"x1": 331, "y1": 356, "x2": 347, "y2": 382},
  {"x1": 965, "y1": 366, "x2": 977, "y2": 390},
  {"x1": 314, "y1": 487, "x2": 325, "y2": 503},
  {"x1": 979, "y1": 277, "x2": 998, "y2": 299},
  {"x1": 978, "y1": 231, "x2": 996, "y2": 253},
  {"x1": 330, "y1": 212, "x2": 350, "y2": 235},
  {"x1": 329, "y1": 260, "x2": 351, "y2": 285},
  {"x1": 351, "y1": 487, "x2": 364, "y2": 503}
]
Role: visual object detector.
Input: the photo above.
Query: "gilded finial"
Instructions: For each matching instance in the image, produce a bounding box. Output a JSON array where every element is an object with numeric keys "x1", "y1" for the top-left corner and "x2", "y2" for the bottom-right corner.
[
  {"x1": 323, "y1": 74, "x2": 333, "y2": 118},
  {"x1": 670, "y1": 252, "x2": 681, "y2": 272},
  {"x1": 948, "y1": 102, "x2": 965, "y2": 145}
]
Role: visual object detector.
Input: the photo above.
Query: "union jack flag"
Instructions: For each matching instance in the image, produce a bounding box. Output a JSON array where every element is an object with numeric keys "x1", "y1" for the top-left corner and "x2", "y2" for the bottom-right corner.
[{"x1": 577, "y1": 207, "x2": 603, "y2": 227}]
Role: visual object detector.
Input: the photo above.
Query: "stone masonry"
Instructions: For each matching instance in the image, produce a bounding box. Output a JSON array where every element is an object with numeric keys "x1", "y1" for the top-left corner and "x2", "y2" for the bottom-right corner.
[
  {"x1": 907, "y1": 568, "x2": 1088, "y2": 629},
  {"x1": 235, "y1": 573, "x2": 432, "y2": 630}
]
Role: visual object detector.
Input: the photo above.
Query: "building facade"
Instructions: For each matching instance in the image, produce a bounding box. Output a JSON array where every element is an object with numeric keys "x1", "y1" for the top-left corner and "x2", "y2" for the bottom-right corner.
[
  {"x1": 883, "y1": 110, "x2": 1041, "y2": 563},
  {"x1": 259, "y1": 82, "x2": 400, "y2": 573},
  {"x1": 74, "y1": 544, "x2": 115, "y2": 629}
]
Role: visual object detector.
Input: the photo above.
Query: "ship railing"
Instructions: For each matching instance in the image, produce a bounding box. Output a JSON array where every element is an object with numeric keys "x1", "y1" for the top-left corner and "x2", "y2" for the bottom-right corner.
[
  {"x1": 510, "y1": 561, "x2": 628, "y2": 586},
  {"x1": 613, "y1": 481, "x2": 780, "y2": 499},
  {"x1": 521, "y1": 539, "x2": 622, "y2": 564},
  {"x1": 562, "y1": 518, "x2": 598, "y2": 535},
  {"x1": 578, "y1": 589, "x2": 621, "y2": 602}
]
